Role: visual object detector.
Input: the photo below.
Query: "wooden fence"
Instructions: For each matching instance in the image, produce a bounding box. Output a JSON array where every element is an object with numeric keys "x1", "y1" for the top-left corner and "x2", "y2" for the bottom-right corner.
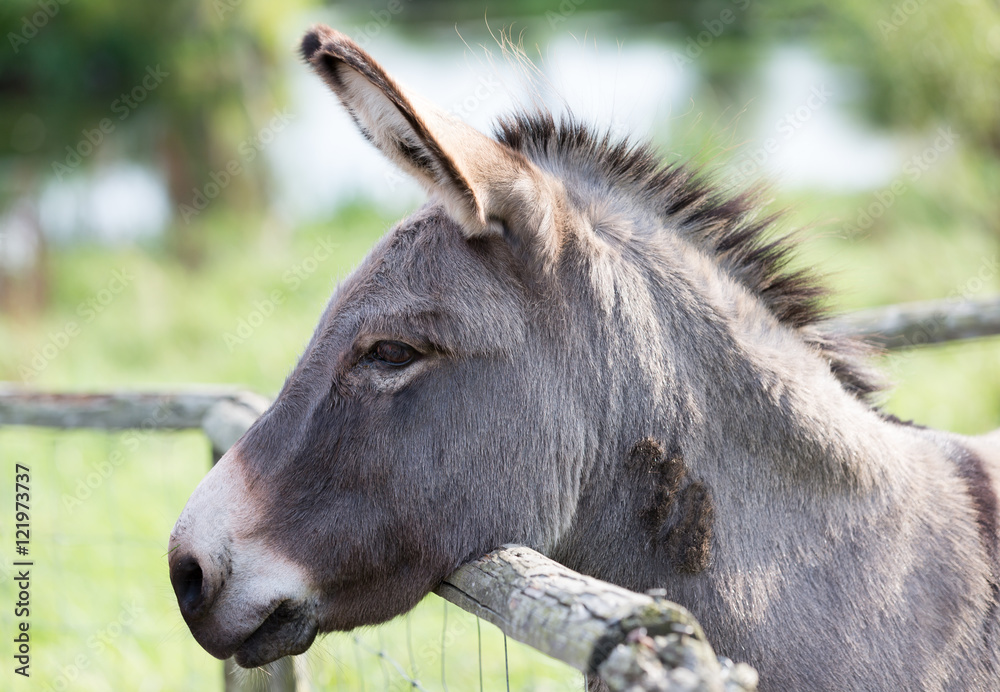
[
  {"x1": 825, "y1": 295, "x2": 1000, "y2": 349},
  {"x1": 2, "y1": 295, "x2": 998, "y2": 691}
]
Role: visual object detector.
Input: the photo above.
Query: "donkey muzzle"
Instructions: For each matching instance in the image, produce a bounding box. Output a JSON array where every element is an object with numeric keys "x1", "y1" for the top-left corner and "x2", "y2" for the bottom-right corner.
[{"x1": 168, "y1": 449, "x2": 318, "y2": 665}]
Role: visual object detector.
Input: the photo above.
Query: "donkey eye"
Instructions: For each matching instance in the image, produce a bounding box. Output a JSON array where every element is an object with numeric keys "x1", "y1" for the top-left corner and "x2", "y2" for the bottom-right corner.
[{"x1": 370, "y1": 341, "x2": 416, "y2": 366}]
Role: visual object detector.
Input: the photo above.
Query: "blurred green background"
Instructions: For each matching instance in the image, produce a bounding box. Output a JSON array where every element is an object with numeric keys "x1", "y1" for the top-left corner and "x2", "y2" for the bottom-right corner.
[{"x1": 1, "y1": 0, "x2": 999, "y2": 689}]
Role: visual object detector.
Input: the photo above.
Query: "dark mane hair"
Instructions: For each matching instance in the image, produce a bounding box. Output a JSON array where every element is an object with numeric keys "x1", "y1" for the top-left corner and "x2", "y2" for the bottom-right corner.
[{"x1": 494, "y1": 110, "x2": 882, "y2": 401}]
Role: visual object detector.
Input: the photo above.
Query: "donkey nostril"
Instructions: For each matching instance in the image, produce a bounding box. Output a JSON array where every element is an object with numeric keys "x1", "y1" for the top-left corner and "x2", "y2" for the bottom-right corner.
[{"x1": 171, "y1": 555, "x2": 207, "y2": 618}]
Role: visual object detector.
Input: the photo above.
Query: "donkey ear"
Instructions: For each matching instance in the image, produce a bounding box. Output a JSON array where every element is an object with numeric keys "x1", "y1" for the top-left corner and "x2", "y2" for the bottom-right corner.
[{"x1": 300, "y1": 25, "x2": 562, "y2": 252}]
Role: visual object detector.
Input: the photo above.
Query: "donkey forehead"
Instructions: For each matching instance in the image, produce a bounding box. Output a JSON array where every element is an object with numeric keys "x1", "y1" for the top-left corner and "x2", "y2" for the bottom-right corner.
[{"x1": 322, "y1": 204, "x2": 529, "y2": 352}]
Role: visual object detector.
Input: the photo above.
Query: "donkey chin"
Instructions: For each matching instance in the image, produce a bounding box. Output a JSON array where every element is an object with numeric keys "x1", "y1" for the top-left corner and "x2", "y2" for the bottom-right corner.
[{"x1": 168, "y1": 451, "x2": 321, "y2": 668}]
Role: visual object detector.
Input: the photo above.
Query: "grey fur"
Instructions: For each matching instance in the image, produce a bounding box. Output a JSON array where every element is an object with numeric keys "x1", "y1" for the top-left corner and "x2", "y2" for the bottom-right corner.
[{"x1": 170, "y1": 26, "x2": 1000, "y2": 690}]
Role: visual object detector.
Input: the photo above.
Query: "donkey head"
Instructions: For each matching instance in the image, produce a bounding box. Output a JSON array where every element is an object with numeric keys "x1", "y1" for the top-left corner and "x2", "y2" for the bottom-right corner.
[{"x1": 168, "y1": 26, "x2": 601, "y2": 667}]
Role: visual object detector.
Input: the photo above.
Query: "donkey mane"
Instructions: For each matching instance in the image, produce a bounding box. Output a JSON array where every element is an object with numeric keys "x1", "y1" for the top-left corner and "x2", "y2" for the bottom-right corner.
[{"x1": 495, "y1": 110, "x2": 882, "y2": 401}]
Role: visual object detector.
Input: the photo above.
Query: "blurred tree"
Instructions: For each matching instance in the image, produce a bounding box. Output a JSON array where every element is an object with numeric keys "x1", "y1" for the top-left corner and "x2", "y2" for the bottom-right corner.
[
  {"x1": 759, "y1": 0, "x2": 1000, "y2": 157},
  {"x1": 356, "y1": 0, "x2": 763, "y2": 102},
  {"x1": 2, "y1": 0, "x2": 996, "y2": 315},
  {"x1": 369, "y1": 0, "x2": 1000, "y2": 235},
  {"x1": 375, "y1": 0, "x2": 999, "y2": 156},
  {"x1": 754, "y1": 0, "x2": 1000, "y2": 244},
  {"x1": 0, "y1": 0, "x2": 315, "y2": 276}
]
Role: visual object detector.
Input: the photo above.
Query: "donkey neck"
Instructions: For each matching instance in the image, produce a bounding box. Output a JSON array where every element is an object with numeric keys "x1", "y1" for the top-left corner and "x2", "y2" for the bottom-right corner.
[
  {"x1": 607, "y1": 259, "x2": 998, "y2": 688},
  {"x1": 683, "y1": 268, "x2": 891, "y2": 489},
  {"x1": 607, "y1": 229, "x2": 896, "y2": 490},
  {"x1": 553, "y1": 230, "x2": 916, "y2": 583}
]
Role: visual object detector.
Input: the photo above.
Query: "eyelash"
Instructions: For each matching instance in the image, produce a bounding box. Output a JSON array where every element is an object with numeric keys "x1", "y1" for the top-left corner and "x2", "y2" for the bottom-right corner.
[{"x1": 367, "y1": 340, "x2": 417, "y2": 366}]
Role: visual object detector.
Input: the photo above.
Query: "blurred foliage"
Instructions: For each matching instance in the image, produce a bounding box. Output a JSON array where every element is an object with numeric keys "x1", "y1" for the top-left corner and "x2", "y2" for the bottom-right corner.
[
  {"x1": 758, "y1": 0, "x2": 1000, "y2": 156},
  {"x1": 0, "y1": 0, "x2": 316, "y2": 258},
  {"x1": 392, "y1": 0, "x2": 1000, "y2": 157},
  {"x1": 2, "y1": 0, "x2": 998, "y2": 244},
  {"x1": 376, "y1": 0, "x2": 1000, "y2": 149},
  {"x1": 1, "y1": 5, "x2": 999, "y2": 687}
]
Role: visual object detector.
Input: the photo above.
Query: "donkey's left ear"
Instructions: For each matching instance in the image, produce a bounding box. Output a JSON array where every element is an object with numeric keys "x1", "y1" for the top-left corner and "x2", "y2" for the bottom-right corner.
[{"x1": 301, "y1": 25, "x2": 563, "y2": 257}]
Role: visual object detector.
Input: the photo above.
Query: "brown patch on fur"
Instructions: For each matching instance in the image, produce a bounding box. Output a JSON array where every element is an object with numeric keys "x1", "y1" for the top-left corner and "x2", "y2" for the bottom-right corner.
[
  {"x1": 666, "y1": 481, "x2": 715, "y2": 574},
  {"x1": 628, "y1": 438, "x2": 714, "y2": 573},
  {"x1": 629, "y1": 438, "x2": 686, "y2": 532}
]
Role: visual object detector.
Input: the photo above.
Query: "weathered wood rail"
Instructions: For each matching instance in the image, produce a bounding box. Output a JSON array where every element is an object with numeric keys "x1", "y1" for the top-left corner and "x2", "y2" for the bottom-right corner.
[
  {"x1": 0, "y1": 387, "x2": 269, "y2": 456},
  {"x1": 826, "y1": 295, "x2": 1000, "y2": 349},
  {"x1": 438, "y1": 545, "x2": 757, "y2": 691}
]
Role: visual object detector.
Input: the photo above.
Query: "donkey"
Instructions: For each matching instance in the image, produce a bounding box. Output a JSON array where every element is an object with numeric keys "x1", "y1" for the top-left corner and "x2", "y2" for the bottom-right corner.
[{"x1": 168, "y1": 25, "x2": 1000, "y2": 690}]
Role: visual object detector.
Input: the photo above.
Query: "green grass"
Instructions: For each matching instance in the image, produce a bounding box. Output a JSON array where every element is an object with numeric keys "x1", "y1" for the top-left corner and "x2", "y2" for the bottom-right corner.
[
  {"x1": 0, "y1": 164, "x2": 998, "y2": 690},
  {"x1": 0, "y1": 204, "x2": 396, "y2": 395},
  {"x1": 0, "y1": 428, "x2": 220, "y2": 691}
]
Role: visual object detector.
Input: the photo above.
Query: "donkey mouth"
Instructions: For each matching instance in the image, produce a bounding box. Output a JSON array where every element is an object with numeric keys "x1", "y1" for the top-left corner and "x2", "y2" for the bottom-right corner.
[{"x1": 232, "y1": 601, "x2": 318, "y2": 668}]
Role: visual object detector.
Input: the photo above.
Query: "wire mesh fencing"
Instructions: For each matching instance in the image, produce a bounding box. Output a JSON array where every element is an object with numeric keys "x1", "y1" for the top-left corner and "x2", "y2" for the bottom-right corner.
[{"x1": 0, "y1": 425, "x2": 219, "y2": 691}]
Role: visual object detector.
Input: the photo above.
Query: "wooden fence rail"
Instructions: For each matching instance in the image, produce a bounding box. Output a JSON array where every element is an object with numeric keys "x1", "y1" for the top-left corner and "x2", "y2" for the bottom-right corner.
[
  {"x1": 439, "y1": 546, "x2": 757, "y2": 691},
  {"x1": 826, "y1": 295, "x2": 1000, "y2": 349},
  {"x1": 0, "y1": 387, "x2": 269, "y2": 456}
]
